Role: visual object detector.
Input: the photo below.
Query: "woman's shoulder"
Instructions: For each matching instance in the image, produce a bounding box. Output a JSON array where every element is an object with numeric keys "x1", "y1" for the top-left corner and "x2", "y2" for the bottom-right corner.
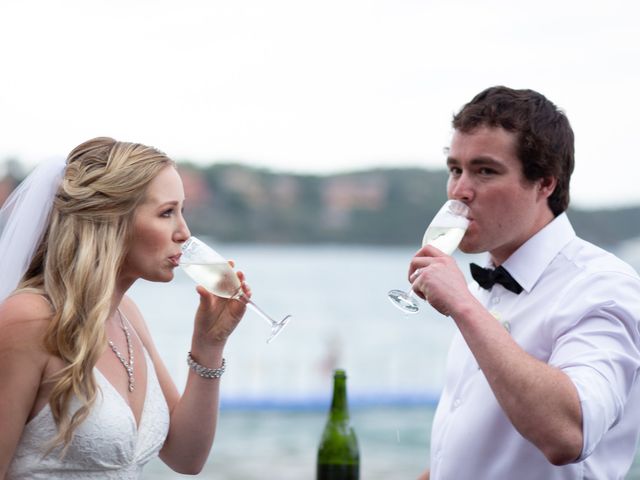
[
  {"x1": 0, "y1": 292, "x2": 53, "y2": 350},
  {"x1": 0, "y1": 291, "x2": 53, "y2": 319}
]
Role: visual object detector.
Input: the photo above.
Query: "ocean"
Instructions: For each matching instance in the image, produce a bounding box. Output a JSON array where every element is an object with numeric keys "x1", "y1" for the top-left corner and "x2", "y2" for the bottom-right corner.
[{"x1": 131, "y1": 243, "x2": 640, "y2": 479}]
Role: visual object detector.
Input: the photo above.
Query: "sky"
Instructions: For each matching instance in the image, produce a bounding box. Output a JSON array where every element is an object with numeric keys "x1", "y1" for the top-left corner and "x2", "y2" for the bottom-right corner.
[{"x1": 0, "y1": 0, "x2": 639, "y2": 208}]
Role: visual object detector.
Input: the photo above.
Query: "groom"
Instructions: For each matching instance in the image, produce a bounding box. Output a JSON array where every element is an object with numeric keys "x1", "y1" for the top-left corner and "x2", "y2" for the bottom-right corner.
[{"x1": 411, "y1": 86, "x2": 640, "y2": 479}]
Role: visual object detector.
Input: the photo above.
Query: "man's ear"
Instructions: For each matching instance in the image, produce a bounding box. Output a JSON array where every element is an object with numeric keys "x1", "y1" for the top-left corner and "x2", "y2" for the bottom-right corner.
[{"x1": 538, "y1": 176, "x2": 557, "y2": 199}]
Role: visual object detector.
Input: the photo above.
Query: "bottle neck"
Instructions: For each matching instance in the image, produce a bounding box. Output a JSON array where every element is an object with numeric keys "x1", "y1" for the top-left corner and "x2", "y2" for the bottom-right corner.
[{"x1": 330, "y1": 375, "x2": 349, "y2": 421}]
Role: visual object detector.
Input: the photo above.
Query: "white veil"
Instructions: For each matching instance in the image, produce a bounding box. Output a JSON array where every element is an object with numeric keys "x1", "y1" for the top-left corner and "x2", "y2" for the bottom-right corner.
[{"x1": 0, "y1": 158, "x2": 66, "y2": 303}]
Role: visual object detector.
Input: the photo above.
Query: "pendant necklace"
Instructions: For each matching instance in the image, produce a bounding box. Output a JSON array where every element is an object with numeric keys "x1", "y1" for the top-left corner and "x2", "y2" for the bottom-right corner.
[{"x1": 108, "y1": 309, "x2": 135, "y2": 392}]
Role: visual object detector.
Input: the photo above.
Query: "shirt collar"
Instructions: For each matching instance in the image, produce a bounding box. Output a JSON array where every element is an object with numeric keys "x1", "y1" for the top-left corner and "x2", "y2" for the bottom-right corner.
[{"x1": 500, "y1": 213, "x2": 576, "y2": 294}]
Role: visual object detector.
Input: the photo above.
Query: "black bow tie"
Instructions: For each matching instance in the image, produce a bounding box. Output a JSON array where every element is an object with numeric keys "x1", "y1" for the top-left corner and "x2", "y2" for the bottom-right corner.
[{"x1": 470, "y1": 263, "x2": 523, "y2": 294}]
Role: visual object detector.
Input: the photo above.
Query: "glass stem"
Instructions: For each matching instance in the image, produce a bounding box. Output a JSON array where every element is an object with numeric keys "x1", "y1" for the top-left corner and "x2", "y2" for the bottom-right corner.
[
  {"x1": 235, "y1": 291, "x2": 286, "y2": 327},
  {"x1": 407, "y1": 289, "x2": 419, "y2": 303},
  {"x1": 246, "y1": 299, "x2": 280, "y2": 327}
]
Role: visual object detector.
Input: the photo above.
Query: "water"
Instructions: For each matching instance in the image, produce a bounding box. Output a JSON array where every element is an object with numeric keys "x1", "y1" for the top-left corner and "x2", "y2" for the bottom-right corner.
[
  {"x1": 135, "y1": 244, "x2": 463, "y2": 409},
  {"x1": 129, "y1": 243, "x2": 640, "y2": 479}
]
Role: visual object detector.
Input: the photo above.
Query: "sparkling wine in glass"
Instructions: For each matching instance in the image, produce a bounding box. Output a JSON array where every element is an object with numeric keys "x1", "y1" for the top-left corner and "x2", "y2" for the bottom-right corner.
[
  {"x1": 180, "y1": 236, "x2": 291, "y2": 343},
  {"x1": 387, "y1": 199, "x2": 470, "y2": 313}
]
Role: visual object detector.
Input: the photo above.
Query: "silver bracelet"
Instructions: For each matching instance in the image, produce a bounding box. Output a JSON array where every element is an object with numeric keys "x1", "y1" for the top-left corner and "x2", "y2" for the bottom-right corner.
[{"x1": 187, "y1": 352, "x2": 226, "y2": 379}]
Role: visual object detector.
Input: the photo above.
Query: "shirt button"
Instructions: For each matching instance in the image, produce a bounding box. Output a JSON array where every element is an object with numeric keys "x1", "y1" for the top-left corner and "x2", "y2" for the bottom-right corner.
[
  {"x1": 491, "y1": 296, "x2": 501, "y2": 304},
  {"x1": 453, "y1": 398, "x2": 461, "y2": 409}
]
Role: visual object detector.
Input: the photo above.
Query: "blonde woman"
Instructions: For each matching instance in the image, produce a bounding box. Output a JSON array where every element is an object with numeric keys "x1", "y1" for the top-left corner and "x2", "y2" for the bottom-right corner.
[{"x1": 0, "y1": 137, "x2": 248, "y2": 478}]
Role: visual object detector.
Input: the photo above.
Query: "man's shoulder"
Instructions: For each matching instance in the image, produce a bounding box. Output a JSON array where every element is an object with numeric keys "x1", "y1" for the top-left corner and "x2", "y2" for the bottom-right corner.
[
  {"x1": 542, "y1": 237, "x2": 640, "y2": 332},
  {"x1": 561, "y1": 236, "x2": 639, "y2": 280}
]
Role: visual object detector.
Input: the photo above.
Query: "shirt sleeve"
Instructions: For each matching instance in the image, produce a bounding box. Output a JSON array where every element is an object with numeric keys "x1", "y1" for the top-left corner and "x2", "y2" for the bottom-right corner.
[{"x1": 547, "y1": 272, "x2": 640, "y2": 461}]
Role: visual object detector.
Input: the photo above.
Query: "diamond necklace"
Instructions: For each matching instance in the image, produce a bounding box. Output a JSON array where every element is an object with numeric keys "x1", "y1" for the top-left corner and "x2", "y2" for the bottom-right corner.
[{"x1": 108, "y1": 309, "x2": 135, "y2": 392}]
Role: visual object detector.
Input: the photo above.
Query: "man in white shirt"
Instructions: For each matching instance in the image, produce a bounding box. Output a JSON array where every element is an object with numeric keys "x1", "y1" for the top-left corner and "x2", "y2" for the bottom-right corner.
[{"x1": 411, "y1": 86, "x2": 640, "y2": 479}]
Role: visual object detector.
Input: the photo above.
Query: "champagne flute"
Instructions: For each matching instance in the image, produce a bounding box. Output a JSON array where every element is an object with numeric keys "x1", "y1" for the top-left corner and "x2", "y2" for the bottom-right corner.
[
  {"x1": 387, "y1": 199, "x2": 470, "y2": 313},
  {"x1": 180, "y1": 236, "x2": 292, "y2": 343}
]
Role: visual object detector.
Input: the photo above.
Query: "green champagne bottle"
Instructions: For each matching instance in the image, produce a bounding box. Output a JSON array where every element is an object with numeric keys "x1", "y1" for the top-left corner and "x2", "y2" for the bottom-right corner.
[{"x1": 316, "y1": 369, "x2": 360, "y2": 480}]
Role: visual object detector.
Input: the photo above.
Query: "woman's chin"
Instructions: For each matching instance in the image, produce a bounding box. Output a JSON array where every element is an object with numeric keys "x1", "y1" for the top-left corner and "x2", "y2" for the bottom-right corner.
[{"x1": 145, "y1": 270, "x2": 175, "y2": 283}]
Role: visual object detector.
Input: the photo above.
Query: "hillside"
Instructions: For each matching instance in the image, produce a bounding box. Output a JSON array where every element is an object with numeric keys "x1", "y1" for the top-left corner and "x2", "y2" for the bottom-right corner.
[
  {"x1": 2, "y1": 160, "x2": 639, "y2": 247},
  {"x1": 177, "y1": 162, "x2": 640, "y2": 247}
]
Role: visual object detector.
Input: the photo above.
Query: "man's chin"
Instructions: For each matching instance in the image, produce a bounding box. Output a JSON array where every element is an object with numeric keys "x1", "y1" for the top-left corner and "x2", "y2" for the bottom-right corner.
[{"x1": 458, "y1": 242, "x2": 484, "y2": 255}]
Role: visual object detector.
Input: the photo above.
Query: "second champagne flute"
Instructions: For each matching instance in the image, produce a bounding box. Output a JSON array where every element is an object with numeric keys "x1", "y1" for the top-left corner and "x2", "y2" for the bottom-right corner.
[
  {"x1": 387, "y1": 199, "x2": 470, "y2": 313},
  {"x1": 180, "y1": 236, "x2": 292, "y2": 343}
]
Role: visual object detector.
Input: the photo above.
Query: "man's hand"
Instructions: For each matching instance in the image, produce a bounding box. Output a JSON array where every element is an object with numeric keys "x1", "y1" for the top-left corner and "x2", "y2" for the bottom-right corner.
[{"x1": 408, "y1": 244, "x2": 473, "y2": 317}]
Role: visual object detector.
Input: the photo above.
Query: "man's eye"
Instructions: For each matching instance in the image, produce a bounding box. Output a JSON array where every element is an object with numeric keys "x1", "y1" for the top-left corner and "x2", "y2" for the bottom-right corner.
[{"x1": 478, "y1": 168, "x2": 496, "y2": 176}]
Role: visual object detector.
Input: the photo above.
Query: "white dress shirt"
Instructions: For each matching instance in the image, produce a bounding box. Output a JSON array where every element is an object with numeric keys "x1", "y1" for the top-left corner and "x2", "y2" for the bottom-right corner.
[{"x1": 430, "y1": 213, "x2": 640, "y2": 480}]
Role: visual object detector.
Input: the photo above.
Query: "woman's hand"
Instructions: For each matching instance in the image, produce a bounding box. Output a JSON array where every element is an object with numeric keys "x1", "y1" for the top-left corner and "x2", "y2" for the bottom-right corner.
[
  {"x1": 164, "y1": 263, "x2": 250, "y2": 471},
  {"x1": 192, "y1": 261, "x2": 249, "y2": 348}
]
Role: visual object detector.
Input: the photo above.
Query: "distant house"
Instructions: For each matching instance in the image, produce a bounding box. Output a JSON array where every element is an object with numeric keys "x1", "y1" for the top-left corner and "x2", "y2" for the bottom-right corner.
[{"x1": 0, "y1": 176, "x2": 16, "y2": 207}]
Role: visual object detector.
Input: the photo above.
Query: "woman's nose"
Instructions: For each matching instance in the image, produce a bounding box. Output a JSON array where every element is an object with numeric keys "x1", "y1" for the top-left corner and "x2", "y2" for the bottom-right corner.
[{"x1": 175, "y1": 216, "x2": 191, "y2": 242}]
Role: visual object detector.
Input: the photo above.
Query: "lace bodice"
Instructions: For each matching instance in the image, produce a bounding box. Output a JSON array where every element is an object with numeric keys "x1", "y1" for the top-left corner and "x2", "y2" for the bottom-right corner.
[{"x1": 7, "y1": 350, "x2": 170, "y2": 479}]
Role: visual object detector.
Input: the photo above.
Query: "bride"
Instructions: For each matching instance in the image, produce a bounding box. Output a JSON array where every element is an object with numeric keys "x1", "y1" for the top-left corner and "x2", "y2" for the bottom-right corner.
[{"x1": 0, "y1": 137, "x2": 248, "y2": 479}]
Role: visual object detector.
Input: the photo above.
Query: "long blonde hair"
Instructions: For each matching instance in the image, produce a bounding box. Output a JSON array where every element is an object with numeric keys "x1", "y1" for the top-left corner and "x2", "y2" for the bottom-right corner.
[{"x1": 18, "y1": 137, "x2": 174, "y2": 450}]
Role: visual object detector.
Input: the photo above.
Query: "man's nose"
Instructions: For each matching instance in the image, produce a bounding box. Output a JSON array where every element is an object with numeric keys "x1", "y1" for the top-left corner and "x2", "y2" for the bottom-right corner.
[{"x1": 448, "y1": 174, "x2": 474, "y2": 202}]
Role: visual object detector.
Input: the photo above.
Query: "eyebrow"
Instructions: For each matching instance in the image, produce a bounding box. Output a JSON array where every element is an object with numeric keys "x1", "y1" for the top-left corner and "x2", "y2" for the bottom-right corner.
[
  {"x1": 157, "y1": 200, "x2": 182, "y2": 209},
  {"x1": 446, "y1": 156, "x2": 504, "y2": 168},
  {"x1": 141, "y1": 197, "x2": 182, "y2": 209}
]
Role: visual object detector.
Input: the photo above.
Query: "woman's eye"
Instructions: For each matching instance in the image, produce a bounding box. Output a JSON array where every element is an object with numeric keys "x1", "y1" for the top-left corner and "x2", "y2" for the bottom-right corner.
[{"x1": 161, "y1": 209, "x2": 174, "y2": 218}]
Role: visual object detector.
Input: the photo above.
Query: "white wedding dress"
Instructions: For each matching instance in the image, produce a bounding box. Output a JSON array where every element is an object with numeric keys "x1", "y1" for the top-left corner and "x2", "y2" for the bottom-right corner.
[{"x1": 7, "y1": 350, "x2": 170, "y2": 479}]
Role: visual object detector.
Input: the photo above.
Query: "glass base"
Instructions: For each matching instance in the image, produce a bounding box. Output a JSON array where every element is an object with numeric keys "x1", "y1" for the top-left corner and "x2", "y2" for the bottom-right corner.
[
  {"x1": 387, "y1": 289, "x2": 420, "y2": 314},
  {"x1": 266, "y1": 315, "x2": 292, "y2": 343}
]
